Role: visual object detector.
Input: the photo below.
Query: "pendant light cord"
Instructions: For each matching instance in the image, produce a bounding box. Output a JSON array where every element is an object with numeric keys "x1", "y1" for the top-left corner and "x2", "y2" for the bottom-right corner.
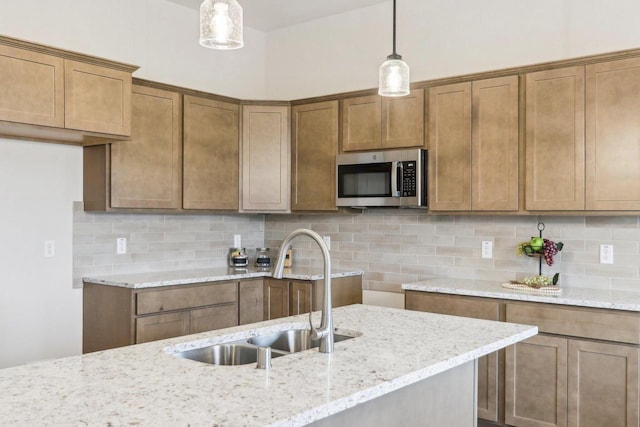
[{"x1": 392, "y1": 0, "x2": 397, "y2": 55}]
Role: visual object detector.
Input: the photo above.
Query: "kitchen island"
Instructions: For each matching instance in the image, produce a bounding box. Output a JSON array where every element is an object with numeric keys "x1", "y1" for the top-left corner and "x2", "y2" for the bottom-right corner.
[{"x1": 1, "y1": 304, "x2": 536, "y2": 426}]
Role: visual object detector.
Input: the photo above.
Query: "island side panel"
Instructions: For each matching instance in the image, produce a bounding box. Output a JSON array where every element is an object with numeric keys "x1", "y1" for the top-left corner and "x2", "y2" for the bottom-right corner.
[
  {"x1": 307, "y1": 361, "x2": 477, "y2": 427},
  {"x1": 83, "y1": 282, "x2": 134, "y2": 353}
]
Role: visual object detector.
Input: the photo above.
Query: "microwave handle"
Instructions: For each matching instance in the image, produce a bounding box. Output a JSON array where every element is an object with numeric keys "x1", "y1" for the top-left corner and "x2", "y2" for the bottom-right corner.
[{"x1": 391, "y1": 161, "x2": 402, "y2": 197}]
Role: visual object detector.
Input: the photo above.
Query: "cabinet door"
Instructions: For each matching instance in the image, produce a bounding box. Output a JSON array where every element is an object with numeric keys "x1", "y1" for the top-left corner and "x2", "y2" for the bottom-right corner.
[
  {"x1": 135, "y1": 312, "x2": 190, "y2": 344},
  {"x1": 264, "y1": 279, "x2": 289, "y2": 320},
  {"x1": 0, "y1": 44, "x2": 64, "y2": 127},
  {"x1": 525, "y1": 67, "x2": 585, "y2": 211},
  {"x1": 241, "y1": 105, "x2": 290, "y2": 212},
  {"x1": 290, "y1": 281, "x2": 312, "y2": 315},
  {"x1": 239, "y1": 280, "x2": 264, "y2": 325},
  {"x1": 472, "y1": 76, "x2": 519, "y2": 211},
  {"x1": 428, "y1": 82, "x2": 472, "y2": 211},
  {"x1": 190, "y1": 304, "x2": 238, "y2": 334},
  {"x1": 183, "y1": 95, "x2": 239, "y2": 210},
  {"x1": 586, "y1": 57, "x2": 640, "y2": 210},
  {"x1": 381, "y1": 89, "x2": 424, "y2": 149},
  {"x1": 505, "y1": 334, "x2": 568, "y2": 427},
  {"x1": 110, "y1": 85, "x2": 182, "y2": 209},
  {"x1": 568, "y1": 340, "x2": 639, "y2": 427},
  {"x1": 291, "y1": 101, "x2": 338, "y2": 211},
  {"x1": 405, "y1": 291, "x2": 500, "y2": 422},
  {"x1": 64, "y1": 59, "x2": 131, "y2": 136},
  {"x1": 341, "y1": 95, "x2": 381, "y2": 152}
]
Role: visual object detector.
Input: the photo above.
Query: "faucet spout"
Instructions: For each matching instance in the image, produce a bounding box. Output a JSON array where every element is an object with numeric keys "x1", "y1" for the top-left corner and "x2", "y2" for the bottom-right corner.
[{"x1": 272, "y1": 229, "x2": 334, "y2": 353}]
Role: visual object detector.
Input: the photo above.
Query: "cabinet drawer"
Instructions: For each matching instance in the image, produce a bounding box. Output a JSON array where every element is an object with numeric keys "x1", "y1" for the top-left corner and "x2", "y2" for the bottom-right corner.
[
  {"x1": 136, "y1": 282, "x2": 237, "y2": 315},
  {"x1": 405, "y1": 292, "x2": 500, "y2": 321},
  {"x1": 506, "y1": 302, "x2": 640, "y2": 344},
  {"x1": 135, "y1": 311, "x2": 190, "y2": 344},
  {"x1": 190, "y1": 304, "x2": 238, "y2": 334}
]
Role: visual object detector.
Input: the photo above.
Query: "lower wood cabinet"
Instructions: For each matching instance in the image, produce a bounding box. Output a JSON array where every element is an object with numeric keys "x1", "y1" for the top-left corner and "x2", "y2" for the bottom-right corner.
[
  {"x1": 405, "y1": 291, "x2": 500, "y2": 422},
  {"x1": 84, "y1": 275, "x2": 363, "y2": 352},
  {"x1": 505, "y1": 334, "x2": 568, "y2": 427},
  {"x1": 83, "y1": 280, "x2": 240, "y2": 352},
  {"x1": 239, "y1": 279, "x2": 264, "y2": 325},
  {"x1": 263, "y1": 276, "x2": 363, "y2": 321},
  {"x1": 405, "y1": 291, "x2": 640, "y2": 427}
]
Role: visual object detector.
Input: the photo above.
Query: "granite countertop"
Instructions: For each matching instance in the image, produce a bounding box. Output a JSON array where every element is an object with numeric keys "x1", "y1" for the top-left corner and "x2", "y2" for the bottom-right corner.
[
  {"x1": 83, "y1": 266, "x2": 363, "y2": 289},
  {"x1": 403, "y1": 278, "x2": 640, "y2": 312},
  {"x1": 0, "y1": 304, "x2": 536, "y2": 426}
]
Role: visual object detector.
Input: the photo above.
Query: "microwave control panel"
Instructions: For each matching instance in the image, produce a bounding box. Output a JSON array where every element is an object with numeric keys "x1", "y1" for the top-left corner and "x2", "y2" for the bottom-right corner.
[{"x1": 401, "y1": 161, "x2": 417, "y2": 197}]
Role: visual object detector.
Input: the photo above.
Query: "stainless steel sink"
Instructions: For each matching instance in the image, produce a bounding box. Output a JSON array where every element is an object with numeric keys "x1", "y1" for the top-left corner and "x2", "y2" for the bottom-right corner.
[
  {"x1": 248, "y1": 329, "x2": 354, "y2": 353},
  {"x1": 173, "y1": 343, "x2": 287, "y2": 366},
  {"x1": 171, "y1": 328, "x2": 357, "y2": 366}
]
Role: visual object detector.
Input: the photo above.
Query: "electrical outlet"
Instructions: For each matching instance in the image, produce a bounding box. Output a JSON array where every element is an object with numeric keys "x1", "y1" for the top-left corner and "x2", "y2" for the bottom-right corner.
[
  {"x1": 117, "y1": 237, "x2": 127, "y2": 255},
  {"x1": 44, "y1": 240, "x2": 55, "y2": 258},
  {"x1": 233, "y1": 234, "x2": 241, "y2": 248},
  {"x1": 323, "y1": 235, "x2": 331, "y2": 250},
  {"x1": 481, "y1": 241, "x2": 493, "y2": 259},
  {"x1": 600, "y1": 244, "x2": 614, "y2": 264}
]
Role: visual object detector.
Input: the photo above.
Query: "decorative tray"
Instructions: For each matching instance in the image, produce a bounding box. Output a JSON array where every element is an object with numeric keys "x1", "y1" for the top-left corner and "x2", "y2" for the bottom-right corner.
[{"x1": 501, "y1": 282, "x2": 562, "y2": 296}]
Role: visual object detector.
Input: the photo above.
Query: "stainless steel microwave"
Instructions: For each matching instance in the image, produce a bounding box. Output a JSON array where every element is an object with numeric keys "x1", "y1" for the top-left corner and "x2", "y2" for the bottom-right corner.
[{"x1": 336, "y1": 149, "x2": 427, "y2": 208}]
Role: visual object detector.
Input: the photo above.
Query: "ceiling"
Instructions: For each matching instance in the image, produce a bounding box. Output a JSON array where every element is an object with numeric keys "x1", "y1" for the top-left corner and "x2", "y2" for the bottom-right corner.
[{"x1": 169, "y1": 0, "x2": 389, "y2": 31}]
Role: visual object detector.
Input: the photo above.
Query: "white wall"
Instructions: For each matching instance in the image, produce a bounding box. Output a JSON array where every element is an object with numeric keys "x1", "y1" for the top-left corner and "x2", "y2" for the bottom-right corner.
[
  {"x1": 0, "y1": 0, "x2": 267, "y2": 368},
  {"x1": 3, "y1": 0, "x2": 640, "y2": 367},
  {"x1": 0, "y1": 0, "x2": 267, "y2": 99},
  {"x1": 265, "y1": 0, "x2": 640, "y2": 99},
  {"x1": 0, "y1": 139, "x2": 82, "y2": 368}
]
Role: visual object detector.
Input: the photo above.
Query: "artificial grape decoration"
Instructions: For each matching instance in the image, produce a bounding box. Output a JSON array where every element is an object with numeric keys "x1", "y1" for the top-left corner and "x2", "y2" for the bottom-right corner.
[{"x1": 543, "y1": 239, "x2": 558, "y2": 266}]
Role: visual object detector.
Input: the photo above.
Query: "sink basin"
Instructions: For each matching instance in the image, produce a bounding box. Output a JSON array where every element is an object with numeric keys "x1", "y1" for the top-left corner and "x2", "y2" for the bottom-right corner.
[
  {"x1": 174, "y1": 343, "x2": 287, "y2": 366},
  {"x1": 248, "y1": 329, "x2": 354, "y2": 353},
  {"x1": 170, "y1": 328, "x2": 357, "y2": 365}
]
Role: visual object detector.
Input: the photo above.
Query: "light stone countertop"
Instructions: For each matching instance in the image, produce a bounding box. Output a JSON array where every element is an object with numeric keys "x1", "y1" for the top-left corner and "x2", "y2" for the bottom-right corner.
[
  {"x1": 0, "y1": 304, "x2": 536, "y2": 426},
  {"x1": 403, "y1": 278, "x2": 640, "y2": 312},
  {"x1": 83, "y1": 266, "x2": 363, "y2": 289}
]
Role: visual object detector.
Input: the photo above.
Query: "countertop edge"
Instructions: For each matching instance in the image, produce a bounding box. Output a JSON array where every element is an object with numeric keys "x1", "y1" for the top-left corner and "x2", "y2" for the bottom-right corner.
[
  {"x1": 84, "y1": 269, "x2": 364, "y2": 289},
  {"x1": 402, "y1": 282, "x2": 640, "y2": 312}
]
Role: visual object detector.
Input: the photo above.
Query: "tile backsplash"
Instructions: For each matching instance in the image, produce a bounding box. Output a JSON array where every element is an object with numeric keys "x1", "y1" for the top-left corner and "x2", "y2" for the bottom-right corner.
[
  {"x1": 73, "y1": 202, "x2": 640, "y2": 293},
  {"x1": 72, "y1": 202, "x2": 264, "y2": 288},
  {"x1": 265, "y1": 211, "x2": 640, "y2": 293}
]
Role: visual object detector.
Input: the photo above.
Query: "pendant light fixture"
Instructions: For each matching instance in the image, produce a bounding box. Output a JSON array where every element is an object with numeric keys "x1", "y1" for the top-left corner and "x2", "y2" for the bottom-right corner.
[
  {"x1": 199, "y1": 0, "x2": 244, "y2": 50},
  {"x1": 378, "y1": 0, "x2": 410, "y2": 96}
]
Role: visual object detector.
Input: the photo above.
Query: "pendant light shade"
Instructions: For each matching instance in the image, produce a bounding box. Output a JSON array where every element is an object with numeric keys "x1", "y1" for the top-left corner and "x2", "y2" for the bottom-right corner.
[
  {"x1": 200, "y1": 0, "x2": 244, "y2": 50},
  {"x1": 379, "y1": 0, "x2": 410, "y2": 97}
]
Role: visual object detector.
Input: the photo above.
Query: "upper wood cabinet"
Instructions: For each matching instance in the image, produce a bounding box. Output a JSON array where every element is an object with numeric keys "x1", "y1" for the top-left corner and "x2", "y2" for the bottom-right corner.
[
  {"x1": 183, "y1": 95, "x2": 239, "y2": 210},
  {"x1": 83, "y1": 83, "x2": 182, "y2": 211},
  {"x1": 428, "y1": 82, "x2": 472, "y2": 210},
  {"x1": 341, "y1": 90, "x2": 424, "y2": 152},
  {"x1": 0, "y1": 35, "x2": 137, "y2": 145},
  {"x1": 586, "y1": 57, "x2": 640, "y2": 210},
  {"x1": 64, "y1": 60, "x2": 132, "y2": 136},
  {"x1": 0, "y1": 43, "x2": 64, "y2": 128},
  {"x1": 240, "y1": 104, "x2": 290, "y2": 212},
  {"x1": 525, "y1": 66, "x2": 586, "y2": 211},
  {"x1": 291, "y1": 100, "x2": 339, "y2": 211},
  {"x1": 429, "y1": 76, "x2": 518, "y2": 211},
  {"x1": 110, "y1": 84, "x2": 182, "y2": 209}
]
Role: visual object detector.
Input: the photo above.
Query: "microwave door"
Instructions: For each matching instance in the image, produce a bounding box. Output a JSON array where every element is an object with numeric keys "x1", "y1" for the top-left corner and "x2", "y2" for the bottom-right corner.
[{"x1": 337, "y1": 162, "x2": 400, "y2": 207}]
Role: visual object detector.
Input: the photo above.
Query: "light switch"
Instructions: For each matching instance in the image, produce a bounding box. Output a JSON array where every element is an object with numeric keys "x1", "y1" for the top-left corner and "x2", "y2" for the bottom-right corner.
[
  {"x1": 600, "y1": 244, "x2": 613, "y2": 264},
  {"x1": 482, "y1": 241, "x2": 493, "y2": 259},
  {"x1": 117, "y1": 237, "x2": 127, "y2": 255}
]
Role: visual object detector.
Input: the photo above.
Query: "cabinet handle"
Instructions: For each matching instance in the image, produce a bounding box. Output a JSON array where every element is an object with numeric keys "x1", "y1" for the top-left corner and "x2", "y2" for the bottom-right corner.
[{"x1": 267, "y1": 287, "x2": 271, "y2": 320}]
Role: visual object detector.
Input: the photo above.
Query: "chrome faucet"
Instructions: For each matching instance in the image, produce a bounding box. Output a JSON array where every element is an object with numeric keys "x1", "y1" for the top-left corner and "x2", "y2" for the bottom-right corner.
[{"x1": 272, "y1": 229, "x2": 334, "y2": 353}]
